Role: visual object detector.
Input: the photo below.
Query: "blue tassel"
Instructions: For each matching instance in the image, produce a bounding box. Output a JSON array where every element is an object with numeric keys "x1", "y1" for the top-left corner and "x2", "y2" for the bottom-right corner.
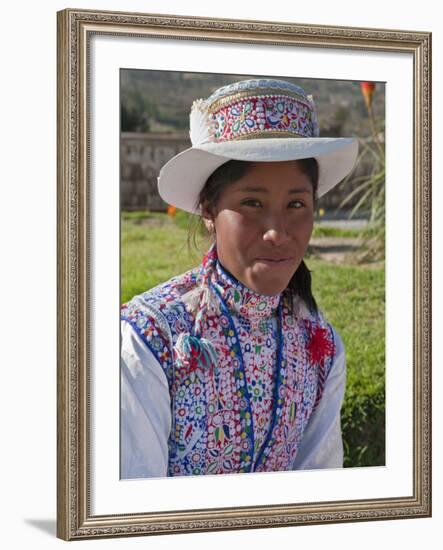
[{"x1": 174, "y1": 332, "x2": 218, "y2": 378}]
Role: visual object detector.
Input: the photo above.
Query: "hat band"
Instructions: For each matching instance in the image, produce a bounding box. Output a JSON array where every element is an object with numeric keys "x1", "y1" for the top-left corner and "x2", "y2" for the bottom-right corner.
[{"x1": 210, "y1": 94, "x2": 318, "y2": 143}]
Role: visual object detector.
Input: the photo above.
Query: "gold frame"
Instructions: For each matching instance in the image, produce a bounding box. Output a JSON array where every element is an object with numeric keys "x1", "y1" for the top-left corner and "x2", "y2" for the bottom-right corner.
[{"x1": 57, "y1": 8, "x2": 431, "y2": 541}]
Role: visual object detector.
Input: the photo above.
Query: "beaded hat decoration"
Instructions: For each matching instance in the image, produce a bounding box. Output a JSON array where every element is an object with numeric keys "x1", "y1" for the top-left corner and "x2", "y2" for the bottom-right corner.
[
  {"x1": 157, "y1": 78, "x2": 359, "y2": 213},
  {"x1": 190, "y1": 79, "x2": 320, "y2": 143}
]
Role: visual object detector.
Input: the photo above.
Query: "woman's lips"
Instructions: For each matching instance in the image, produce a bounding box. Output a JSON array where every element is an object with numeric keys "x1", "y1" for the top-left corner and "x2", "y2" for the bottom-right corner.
[{"x1": 255, "y1": 257, "x2": 294, "y2": 266}]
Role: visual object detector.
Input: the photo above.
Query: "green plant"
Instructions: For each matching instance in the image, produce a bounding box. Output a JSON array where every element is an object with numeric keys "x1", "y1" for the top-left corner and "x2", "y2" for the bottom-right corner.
[
  {"x1": 309, "y1": 257, "x2": 385, "y2": 468},
  {"x1": 339, "y1": 82, "x2": 385, "y2": 263},
  {"x1": 341, "y1": 386, "x2": 385, "y2": 467}
]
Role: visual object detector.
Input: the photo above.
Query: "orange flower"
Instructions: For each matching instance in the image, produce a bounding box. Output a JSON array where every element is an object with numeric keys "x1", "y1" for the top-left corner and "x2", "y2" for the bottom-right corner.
[
  {"x1": 360, "y1": 81, "x2": 376, "y2": 111},
  {"x1": 167, "y1": 204, "x2": 177, "y2": 216}
]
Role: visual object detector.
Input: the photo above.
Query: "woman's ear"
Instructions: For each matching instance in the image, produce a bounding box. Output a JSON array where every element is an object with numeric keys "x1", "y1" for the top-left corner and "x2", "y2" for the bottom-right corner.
[
  {"x1": 200, "y1": 201, "x2": 216, "y2": 234},
  {"x1": 203, "y1": 217, "x2": 216, "y2": 235}
]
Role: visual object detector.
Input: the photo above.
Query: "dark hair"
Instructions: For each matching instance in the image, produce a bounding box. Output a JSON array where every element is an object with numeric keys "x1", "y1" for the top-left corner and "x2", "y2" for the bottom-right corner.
[{"x1": 188, "y1": 158, "x2": 319, "y2": 313}]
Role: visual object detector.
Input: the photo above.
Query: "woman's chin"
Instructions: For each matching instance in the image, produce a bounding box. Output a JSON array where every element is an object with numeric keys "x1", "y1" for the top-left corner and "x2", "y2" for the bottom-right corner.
[{"x1": 248, "y1": 267, "x2": 294, "y2": 295}]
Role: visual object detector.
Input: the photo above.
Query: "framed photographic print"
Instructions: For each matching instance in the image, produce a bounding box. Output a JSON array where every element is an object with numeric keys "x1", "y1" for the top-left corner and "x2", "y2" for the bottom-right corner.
[{"x1": 57, "y1": 8, "x2": 431, "y2": 540}]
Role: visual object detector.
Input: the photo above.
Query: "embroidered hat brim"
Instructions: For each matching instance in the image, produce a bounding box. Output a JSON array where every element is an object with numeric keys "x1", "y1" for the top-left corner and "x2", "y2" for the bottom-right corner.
[{"x1": 158, "y1": 136, "x2": 359, "y2": 214}]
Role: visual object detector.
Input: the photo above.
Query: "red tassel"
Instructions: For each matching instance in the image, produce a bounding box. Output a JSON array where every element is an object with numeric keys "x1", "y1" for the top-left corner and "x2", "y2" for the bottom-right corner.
[{"x1": 305, "y1": 322, "x2": 335, "y2": 366}]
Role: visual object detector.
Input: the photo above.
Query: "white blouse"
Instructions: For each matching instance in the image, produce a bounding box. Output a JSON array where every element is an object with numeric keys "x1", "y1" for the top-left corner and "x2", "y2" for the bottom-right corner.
[{"x1": 120, "y1": 320, "x2": 346, "y2": 479}]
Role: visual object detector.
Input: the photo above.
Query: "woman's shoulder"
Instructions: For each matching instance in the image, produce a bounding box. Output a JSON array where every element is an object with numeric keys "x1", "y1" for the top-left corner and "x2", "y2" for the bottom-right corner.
[
  {"x1": 123, "y1": 266, "x2": 199, "y2": 309},
  {"x1": 287, "y1": 294, "x2": 344, "y2": 397},
  {"x1": 286, "y1": 291, "x2": 343, "y2": 351},
  {"x1": 285, "y1": 290, "x2": 329, "y2": 326},
  {"x1": 121, "y1": 266, "x2": 202, "y2": 339}
]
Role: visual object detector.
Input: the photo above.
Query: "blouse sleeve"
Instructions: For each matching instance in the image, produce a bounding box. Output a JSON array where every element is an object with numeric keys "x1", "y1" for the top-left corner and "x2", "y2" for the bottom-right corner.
[
  {"x1": 120, "y1": 320, "x2": 172, "y2": 479},
  {"x1": 292, "y1": 327, "x2": 346, "y2": 470}
]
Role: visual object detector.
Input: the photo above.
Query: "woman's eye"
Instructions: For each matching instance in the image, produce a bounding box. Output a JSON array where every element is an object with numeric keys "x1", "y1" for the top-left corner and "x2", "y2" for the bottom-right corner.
[
  {"x1": 241, "y1": 199, "x2": 262, "y2": 207},
  {"x1": 240, "y1": 199, "x2": 306, "y2": 209},
  {"x1": 289, "y1": 200, "x2": 304, "y2": 209}
]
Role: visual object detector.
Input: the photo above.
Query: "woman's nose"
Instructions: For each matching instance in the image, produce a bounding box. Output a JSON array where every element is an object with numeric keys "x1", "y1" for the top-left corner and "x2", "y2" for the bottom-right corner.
[{"x1": 262, "y1": 218, "x2": 291, "y2": 246}]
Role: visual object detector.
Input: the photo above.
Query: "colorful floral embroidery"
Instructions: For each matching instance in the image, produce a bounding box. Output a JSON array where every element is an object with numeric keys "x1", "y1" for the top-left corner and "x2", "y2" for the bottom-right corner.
[{"x1": 212, "y1": 95, "x2": 316, "y2": 142}]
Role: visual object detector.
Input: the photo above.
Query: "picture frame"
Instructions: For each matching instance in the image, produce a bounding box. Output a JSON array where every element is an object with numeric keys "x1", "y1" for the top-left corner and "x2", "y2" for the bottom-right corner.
[{"x1": 56, "y1": 7, "x2": 431, "y2": 541}]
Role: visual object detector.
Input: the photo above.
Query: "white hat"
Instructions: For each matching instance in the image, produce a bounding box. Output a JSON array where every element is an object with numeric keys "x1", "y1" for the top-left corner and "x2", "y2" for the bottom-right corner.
[{"x1": 158, "y1": 78, "x2": 358, "y2": 213}]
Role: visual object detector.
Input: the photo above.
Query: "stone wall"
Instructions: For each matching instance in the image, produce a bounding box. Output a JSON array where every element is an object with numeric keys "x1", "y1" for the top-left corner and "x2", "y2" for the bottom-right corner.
[
  {"x1": 121, "y1": 132, "x2": 382, "y2": 215},
  {"x1": 121, "y1": 132, "x2": 191, "y2": 211}
]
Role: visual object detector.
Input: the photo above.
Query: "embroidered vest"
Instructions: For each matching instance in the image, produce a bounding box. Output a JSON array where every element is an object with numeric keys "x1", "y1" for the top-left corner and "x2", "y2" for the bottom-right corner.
[{"x1": 121, "y1": 259, "x2": 336, "y2": 476}]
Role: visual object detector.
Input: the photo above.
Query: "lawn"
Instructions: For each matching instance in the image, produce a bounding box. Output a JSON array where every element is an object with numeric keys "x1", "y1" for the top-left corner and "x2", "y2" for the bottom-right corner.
[{"x1": 121, "y1": 211, "x2": 385, "y2": 468}]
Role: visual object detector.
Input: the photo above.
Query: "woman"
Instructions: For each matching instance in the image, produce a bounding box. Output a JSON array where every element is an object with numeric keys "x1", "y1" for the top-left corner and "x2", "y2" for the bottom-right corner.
[{"x1": 121, "y1": 78, "x2": 358, "y2": 478}]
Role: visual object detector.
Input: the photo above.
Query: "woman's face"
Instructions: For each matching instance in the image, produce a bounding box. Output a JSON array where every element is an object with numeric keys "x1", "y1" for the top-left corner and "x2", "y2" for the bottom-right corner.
[{"x1": 205, "y1": 160, "x2": 315, "y2": 296}]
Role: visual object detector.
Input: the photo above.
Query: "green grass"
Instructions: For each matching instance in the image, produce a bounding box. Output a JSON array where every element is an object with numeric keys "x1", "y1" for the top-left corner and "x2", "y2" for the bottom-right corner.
[
  {"x1": 309, "y1": 258, "x2": 385, "y2": 389},
  {"x1": 311, "y1": 225, "x2": 363, "y2": 239},
  {"x1": 121, "y1": 211, "x2": 385, "y2": 468},
  {"x1": 121, "y1": 214, "x2": 207, "y2": 303},
  {"x1": 121, "y1": 210, "x2": 164, "y2": 222},
  {"x1": 308, "y1": 258, "x2": 385, "y2": 467}
]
